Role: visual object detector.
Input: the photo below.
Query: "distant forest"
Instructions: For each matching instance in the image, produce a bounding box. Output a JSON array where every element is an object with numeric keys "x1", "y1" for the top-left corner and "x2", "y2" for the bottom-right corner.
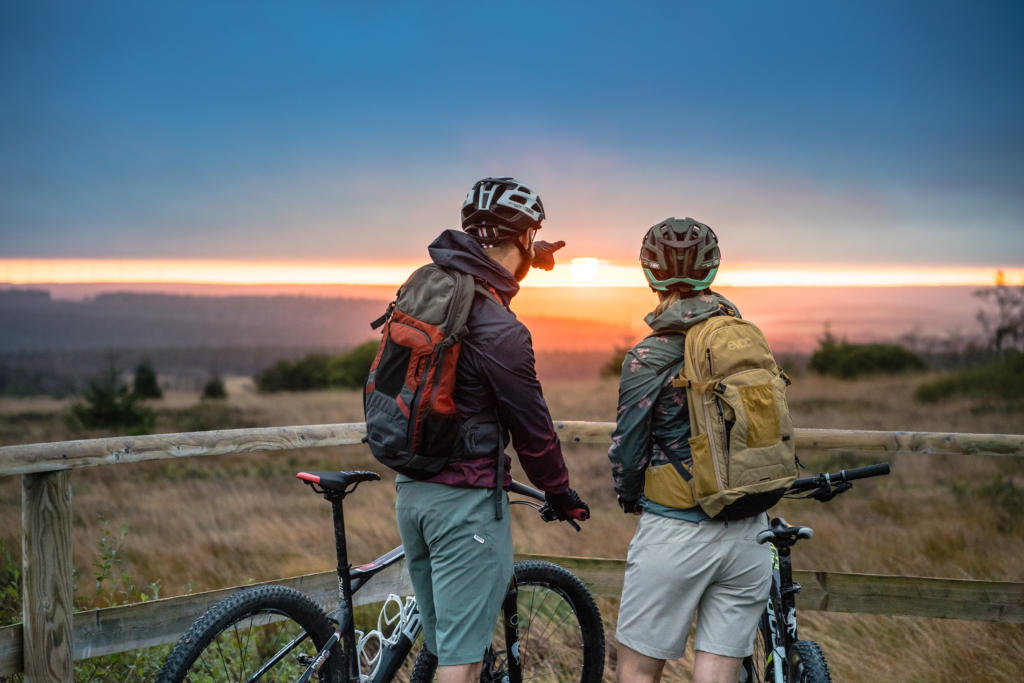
[
  {"x1": 0, "y1": 289, "x2": 388, "y2": 352},
  {"x1": 0, "y1": 290, "x2": 617, "y2": 394}
]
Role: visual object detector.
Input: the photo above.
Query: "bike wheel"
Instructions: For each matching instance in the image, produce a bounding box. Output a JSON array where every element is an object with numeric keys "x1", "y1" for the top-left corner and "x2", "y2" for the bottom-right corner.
[
  {"x1": 788, "y1": 640, "x2": 831, "y2": 683},
  {"x1": 409, "y1": 560, "x2": 605, "y2": 682},
  {"x1": 741, "y1": 610, "x2": 773, "y2": 683},
  {"x1": 156, "y1": 584, "x2": 342, "y2": 682}
]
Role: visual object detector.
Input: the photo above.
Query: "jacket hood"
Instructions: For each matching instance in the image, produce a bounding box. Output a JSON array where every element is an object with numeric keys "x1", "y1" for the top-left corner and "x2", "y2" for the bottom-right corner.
[
  {"x1": 644, "y1": 289, "x2": 740, "y2": 332},
  {"x1": 428, "y1": 229, "x2": 520, "y2": 304}
]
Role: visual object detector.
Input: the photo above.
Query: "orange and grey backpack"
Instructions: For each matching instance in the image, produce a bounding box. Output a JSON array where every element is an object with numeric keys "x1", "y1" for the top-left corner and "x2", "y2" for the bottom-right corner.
[
  {"x1": 363, "y1": 264, "x2": 495, "y2": 479},
  {"x1": 642, "y1": 314, "x2": 798, "y2": 519}
]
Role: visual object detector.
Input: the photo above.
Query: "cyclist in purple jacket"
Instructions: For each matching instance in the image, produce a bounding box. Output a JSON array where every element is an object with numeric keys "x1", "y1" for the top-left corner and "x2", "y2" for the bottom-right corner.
[{"x1": 396, "y1": 177, "x2": 590, "y2": 683}]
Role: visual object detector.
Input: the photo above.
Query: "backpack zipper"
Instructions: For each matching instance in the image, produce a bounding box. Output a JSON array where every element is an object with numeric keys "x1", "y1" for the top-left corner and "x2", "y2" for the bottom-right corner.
[
  {"x1": 695, "y1": 325, "x2": 726, "y2": 494},
  {"x1": 708, "y1": 344, "x2": 728, "y2": 487},
  {"x1": 395, "y1": 323, "x2": 432, "y2": 451}
]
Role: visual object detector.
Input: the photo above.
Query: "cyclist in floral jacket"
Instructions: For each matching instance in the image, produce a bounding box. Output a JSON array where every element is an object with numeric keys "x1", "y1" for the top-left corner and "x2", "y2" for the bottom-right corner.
[{"x1": 608, "y1": 218, "x2": 772, "y2": 683}]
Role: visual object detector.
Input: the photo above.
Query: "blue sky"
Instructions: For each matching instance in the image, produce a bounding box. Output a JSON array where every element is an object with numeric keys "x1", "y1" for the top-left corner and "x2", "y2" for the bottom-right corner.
[{"x1": 2, "y1": 1, "x2": 1022, "y2": 268}]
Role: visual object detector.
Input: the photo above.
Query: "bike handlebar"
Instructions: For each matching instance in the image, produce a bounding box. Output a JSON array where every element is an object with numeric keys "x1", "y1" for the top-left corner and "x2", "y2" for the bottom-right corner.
[
  {"x1": 508, "y1": 480, "x2": 583, "y2": 531},
  {"x1": 789, "y1": 462, "x2": 891, "y2": 499},
  {"x1": 791, "y1": 462, "x2": 890, "y2": 491},
  {"x1": 509, "y1": 480, "x2": 544, "y2": 501}
]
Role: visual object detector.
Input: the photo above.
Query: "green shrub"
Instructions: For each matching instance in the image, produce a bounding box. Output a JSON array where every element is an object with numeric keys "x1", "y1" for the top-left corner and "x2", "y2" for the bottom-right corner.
[
  {"x1": 70, "y1": 365, "x2": 155, "y2": 434},
  {"x1": 255, "y1": 342, "x2": 378, "y2": 392},
  {"x1": 327, "y1": 340, "x2": 379, "y2": 388},
  {"x1": 255, "y1": 354, "x2": 332, "y2": 392},
  {"x1": 599, "y1": 347, "x2": 630, "y2": 378},
  {"x1": 201, "y1": 376, "x2": 227, "y2": 400},
  {"x1": 915, "y1": 351, "x2": 1024, "y2": 403},
  {"x1": 72, "y1": 514, "x2": 168, "y2": 680},
  {"x1": 809, "y1": 339, "x2": 925, "y2": 379},
  {"x1": 0, "y1": 539, "x2": 20, "y2": 627},
  {"x1": 132, "y1": 360, "x2": 162, "y2": 399}
]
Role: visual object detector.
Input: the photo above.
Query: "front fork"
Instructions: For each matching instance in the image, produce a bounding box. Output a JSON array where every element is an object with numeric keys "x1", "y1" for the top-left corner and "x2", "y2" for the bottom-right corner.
[
  {"x1": 498, "y1": 574, "x2": 522, "y2": 683},
  {"x1": 765, "y1": 543, "x2": 801, "y2": 681}
]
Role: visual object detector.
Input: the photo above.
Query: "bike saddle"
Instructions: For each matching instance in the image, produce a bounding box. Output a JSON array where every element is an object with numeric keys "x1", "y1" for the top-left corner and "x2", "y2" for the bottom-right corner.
[
  {"x1": 756, "y1": 516, "x2": 814, "y2": 545},
  {"x1": 297, "y1": 470, "x2": 380, "y2": 493}
]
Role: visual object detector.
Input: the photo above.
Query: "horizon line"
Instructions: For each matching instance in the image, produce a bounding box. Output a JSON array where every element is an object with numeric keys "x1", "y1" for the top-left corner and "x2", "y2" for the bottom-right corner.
[{"x1": 0, "y1": 259, "x2": 1020, "y2": 289}]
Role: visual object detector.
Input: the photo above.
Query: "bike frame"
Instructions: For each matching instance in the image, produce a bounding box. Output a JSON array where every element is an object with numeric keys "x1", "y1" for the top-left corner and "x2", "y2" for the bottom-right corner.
[
  {"x1": 294, "y1": 487, "x2": 526, "y2": 683},
  {"x1": 759, "y1": 537, "x2": 802, "y2": 681}
]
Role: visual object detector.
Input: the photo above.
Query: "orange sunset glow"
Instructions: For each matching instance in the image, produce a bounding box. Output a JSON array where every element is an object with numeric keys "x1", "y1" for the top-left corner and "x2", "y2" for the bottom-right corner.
[{"x1": 1, "y1": 259, "x2": 1020, "y2": 289}]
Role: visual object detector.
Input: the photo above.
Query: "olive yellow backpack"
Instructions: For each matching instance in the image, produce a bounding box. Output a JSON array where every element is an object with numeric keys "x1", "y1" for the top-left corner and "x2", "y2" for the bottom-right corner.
[{"x1": 643, "y1": 315, "x2": 798, "y2": 519}]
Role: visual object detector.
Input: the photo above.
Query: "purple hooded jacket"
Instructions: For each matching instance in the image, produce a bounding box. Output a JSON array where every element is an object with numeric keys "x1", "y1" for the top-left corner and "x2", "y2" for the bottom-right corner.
[{"x1": 415, "y1": 229, "x2": 570, "y2": 494}]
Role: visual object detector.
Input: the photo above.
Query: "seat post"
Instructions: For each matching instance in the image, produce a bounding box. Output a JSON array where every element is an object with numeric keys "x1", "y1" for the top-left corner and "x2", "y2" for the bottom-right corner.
[
  {"x1": 328, "y1": 494, "x2": 360, "y2": 682},
  {"x1": 329, "y1": 496, "x2": 352, "y2": 600}
]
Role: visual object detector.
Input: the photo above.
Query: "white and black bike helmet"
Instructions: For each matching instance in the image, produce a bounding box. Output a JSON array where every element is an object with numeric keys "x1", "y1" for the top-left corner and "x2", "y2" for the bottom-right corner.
[{"x1": 461, "y1": 177, "x2": 545, "y2": 244}]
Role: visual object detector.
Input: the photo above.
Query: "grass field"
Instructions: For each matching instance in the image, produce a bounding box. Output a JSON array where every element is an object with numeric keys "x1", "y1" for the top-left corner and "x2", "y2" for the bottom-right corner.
[{"x1": 1, "y1": 372, "x2": 1022, "y2": 681}]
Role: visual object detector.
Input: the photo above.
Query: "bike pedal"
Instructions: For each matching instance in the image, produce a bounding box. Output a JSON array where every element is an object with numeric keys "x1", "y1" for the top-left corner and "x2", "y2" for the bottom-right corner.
[
  {"x1": 296, "y1": 653, "x2": 315, "y2": 666},
  {"x1": 781, "y1": 582, "x2": 802, "y2": 596}
]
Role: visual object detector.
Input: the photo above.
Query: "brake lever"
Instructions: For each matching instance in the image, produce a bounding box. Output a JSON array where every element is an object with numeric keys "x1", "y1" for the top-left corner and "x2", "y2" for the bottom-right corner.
[
  {"x1": 539, "y1": 504, "x2": 582, "y2": 532},
  {"x1": 812, "y1": 481, "x2": 853, "y2": 502}
]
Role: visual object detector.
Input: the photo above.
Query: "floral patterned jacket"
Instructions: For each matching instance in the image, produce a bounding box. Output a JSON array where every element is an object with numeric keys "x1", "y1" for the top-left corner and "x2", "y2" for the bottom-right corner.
[{"x1": 607, "y1": 291, "x2": 739, "y2": 506}]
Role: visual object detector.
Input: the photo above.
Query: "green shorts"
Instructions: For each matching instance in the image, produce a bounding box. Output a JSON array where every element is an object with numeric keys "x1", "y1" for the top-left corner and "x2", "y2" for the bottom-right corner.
[{"x1": 395, "y1": 481, "x2": 513, "y2": 666}]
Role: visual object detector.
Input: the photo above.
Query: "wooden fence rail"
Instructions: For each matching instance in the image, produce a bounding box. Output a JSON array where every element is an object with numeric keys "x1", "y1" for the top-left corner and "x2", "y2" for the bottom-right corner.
[
  {"x1": 1, "y1": 422, "x2": 1022, "y2": 680},
  {"x1": 2, "y1": 423, "x2": 1023, "y2": 476},
  {"x1": 1, "y1": 553, "x2": 1022, "y2": 676}
]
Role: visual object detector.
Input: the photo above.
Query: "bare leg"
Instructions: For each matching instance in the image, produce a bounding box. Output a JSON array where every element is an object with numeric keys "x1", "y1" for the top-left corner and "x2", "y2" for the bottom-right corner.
[
  {"x1": 693, "y1": 650, "x2": 743, "y2": 683},
  {"x1": 437, "y1": 662, "x2": 483, "y2": 683},
  {"x1": 616, "y1": 643, "x2": 666, "y2": 683}
]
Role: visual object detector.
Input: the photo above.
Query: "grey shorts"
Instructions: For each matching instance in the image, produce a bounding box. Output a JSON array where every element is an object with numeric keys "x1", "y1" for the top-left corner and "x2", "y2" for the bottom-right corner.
[
  {"x1": 615, "y1": 512, "x2": 772, "y2": 660},
  {"x1": 395, "y1": 481, "x2": 513, "y2": 666}
]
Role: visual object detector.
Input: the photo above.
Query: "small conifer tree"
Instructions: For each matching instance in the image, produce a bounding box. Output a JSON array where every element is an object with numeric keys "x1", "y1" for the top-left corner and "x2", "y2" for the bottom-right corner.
[
  {"x1": 71, "y1": 364, "x2": 155, "y2": 434},
  {"x1": 132, "y1": 360, "x2": 162, "y2": 399},
  {"x1": 202, "y1": 376, "x2": 228, "y2": 400}
]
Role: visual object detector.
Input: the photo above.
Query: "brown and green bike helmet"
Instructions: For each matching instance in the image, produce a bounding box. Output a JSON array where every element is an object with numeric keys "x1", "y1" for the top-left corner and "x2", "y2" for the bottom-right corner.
[{"x1": 640, "y1": 217, "x2": 720, "y2": 291}]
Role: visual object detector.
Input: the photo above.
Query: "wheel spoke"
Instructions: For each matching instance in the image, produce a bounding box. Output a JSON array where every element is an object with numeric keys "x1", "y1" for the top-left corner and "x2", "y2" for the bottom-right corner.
[{"x1": 157, "y1": 586, "x2": 337, "y2": 683}]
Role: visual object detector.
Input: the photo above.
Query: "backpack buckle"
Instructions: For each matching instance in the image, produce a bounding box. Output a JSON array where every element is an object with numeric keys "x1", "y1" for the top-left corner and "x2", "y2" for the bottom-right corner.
[{"x1": 370, "y1": 301, "x2": 396, "y2": 330}]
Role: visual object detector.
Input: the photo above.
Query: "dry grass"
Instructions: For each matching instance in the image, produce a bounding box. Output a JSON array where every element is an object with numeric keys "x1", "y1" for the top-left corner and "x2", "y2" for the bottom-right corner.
[{"x1": 1, "y1": 373, "x2": 1023, "y2": 680}]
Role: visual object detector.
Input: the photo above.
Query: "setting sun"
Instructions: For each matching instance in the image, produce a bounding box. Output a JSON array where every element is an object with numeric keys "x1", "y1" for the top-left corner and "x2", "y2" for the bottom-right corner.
[
  {"x1": 1, "y1": 259, "x2": 1021, "y2": 290},
  {"x1": 570, "y1": 257, "x2": 600, "y2": 282}
]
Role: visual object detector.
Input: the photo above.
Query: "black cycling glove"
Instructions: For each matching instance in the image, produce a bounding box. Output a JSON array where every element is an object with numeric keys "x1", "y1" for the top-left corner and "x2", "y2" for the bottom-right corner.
[
  {"x1": 617, "y1": 495, "x2": 642, "y2": 515},
  {"x1": 543, "y1": 487, "x2": 591, "y2": 521},
  {"x1": 531, "y1": 240, "x2": 566, "y2": 271}
]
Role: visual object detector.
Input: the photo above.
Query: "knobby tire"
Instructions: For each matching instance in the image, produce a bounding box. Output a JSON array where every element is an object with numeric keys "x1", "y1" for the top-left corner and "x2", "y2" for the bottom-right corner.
[
  {"x1": 741, "y1": 610, "x2": 774, "y2": 683},
  {"x1": 788, "y1": 640, "x2": 831, "y2": 683},
  {"x1": 156, "y1": 584, "x2": 342, "y2": 683},
  {"x1": 409, "y1": 560, "x2": 605, "y2": 682}
]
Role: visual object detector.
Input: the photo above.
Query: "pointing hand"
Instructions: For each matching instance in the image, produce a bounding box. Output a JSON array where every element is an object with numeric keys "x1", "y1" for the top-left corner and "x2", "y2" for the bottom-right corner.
[{"x1": 531, "y1": 240, "x2": 566, "y2": 271}]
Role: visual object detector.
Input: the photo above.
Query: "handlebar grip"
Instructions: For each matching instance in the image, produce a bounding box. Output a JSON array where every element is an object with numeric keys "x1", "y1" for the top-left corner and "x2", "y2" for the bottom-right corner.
[
  {"x1": 509, "y1": 480, "x2": 545, "y2": 502},
  {"x1": 791, "y1": 462, "x2": 891, "y2": 493},
  {"x1": 838, "y1": 463, "x2": 891, "y2": 481}
]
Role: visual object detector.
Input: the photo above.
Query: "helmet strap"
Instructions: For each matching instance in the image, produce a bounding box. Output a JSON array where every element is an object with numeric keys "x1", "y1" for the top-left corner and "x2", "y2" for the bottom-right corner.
[{"x1": 512, "y1": 234, "x2": 532, "y2": 281}]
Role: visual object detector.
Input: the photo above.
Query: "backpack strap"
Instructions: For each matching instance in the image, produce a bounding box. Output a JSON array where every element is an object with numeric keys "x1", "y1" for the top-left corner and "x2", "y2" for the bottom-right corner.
[
  {"x1": 642, "y1": 331, "x2": 694, "y2": 483},
  {"x1": 658, "y1": 441, "x2": 693, "y2": 482},
  {"x1": 445, "y1": 272, "x2": 477, "y2": 342},
  {"x1": 493, "y1": 415, "x2": 505, "y2": 520},
  {"x1": 370, "y1": 300, "x2": 395, "y2": 330},
  {"x1": 458, "y1": 277, "x2": 508, "y2": 520},
  {"x1": 473, "y1": 281, "x2": 503, "y2": 306}
]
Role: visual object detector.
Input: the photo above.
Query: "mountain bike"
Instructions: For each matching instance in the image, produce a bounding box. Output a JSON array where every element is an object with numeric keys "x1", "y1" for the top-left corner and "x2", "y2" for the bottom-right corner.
[
  {"x1": 156, "y1": 469, "x2": 605, "y2": 682},
  {"x1": 741, "y1": 462, "x2": 892, "y2": 683}
]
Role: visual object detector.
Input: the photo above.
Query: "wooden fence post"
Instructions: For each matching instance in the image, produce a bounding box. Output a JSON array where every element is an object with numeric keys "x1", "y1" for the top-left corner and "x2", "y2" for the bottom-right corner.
[{"x1": 22, "y1": 471, "x2": 74, "y2": 682}]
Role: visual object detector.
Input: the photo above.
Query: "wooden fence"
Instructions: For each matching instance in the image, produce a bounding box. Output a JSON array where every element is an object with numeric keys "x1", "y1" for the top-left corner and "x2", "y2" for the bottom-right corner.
[{"x1": 1, "y1": 422, "x2": 1022, "y2": 680}]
